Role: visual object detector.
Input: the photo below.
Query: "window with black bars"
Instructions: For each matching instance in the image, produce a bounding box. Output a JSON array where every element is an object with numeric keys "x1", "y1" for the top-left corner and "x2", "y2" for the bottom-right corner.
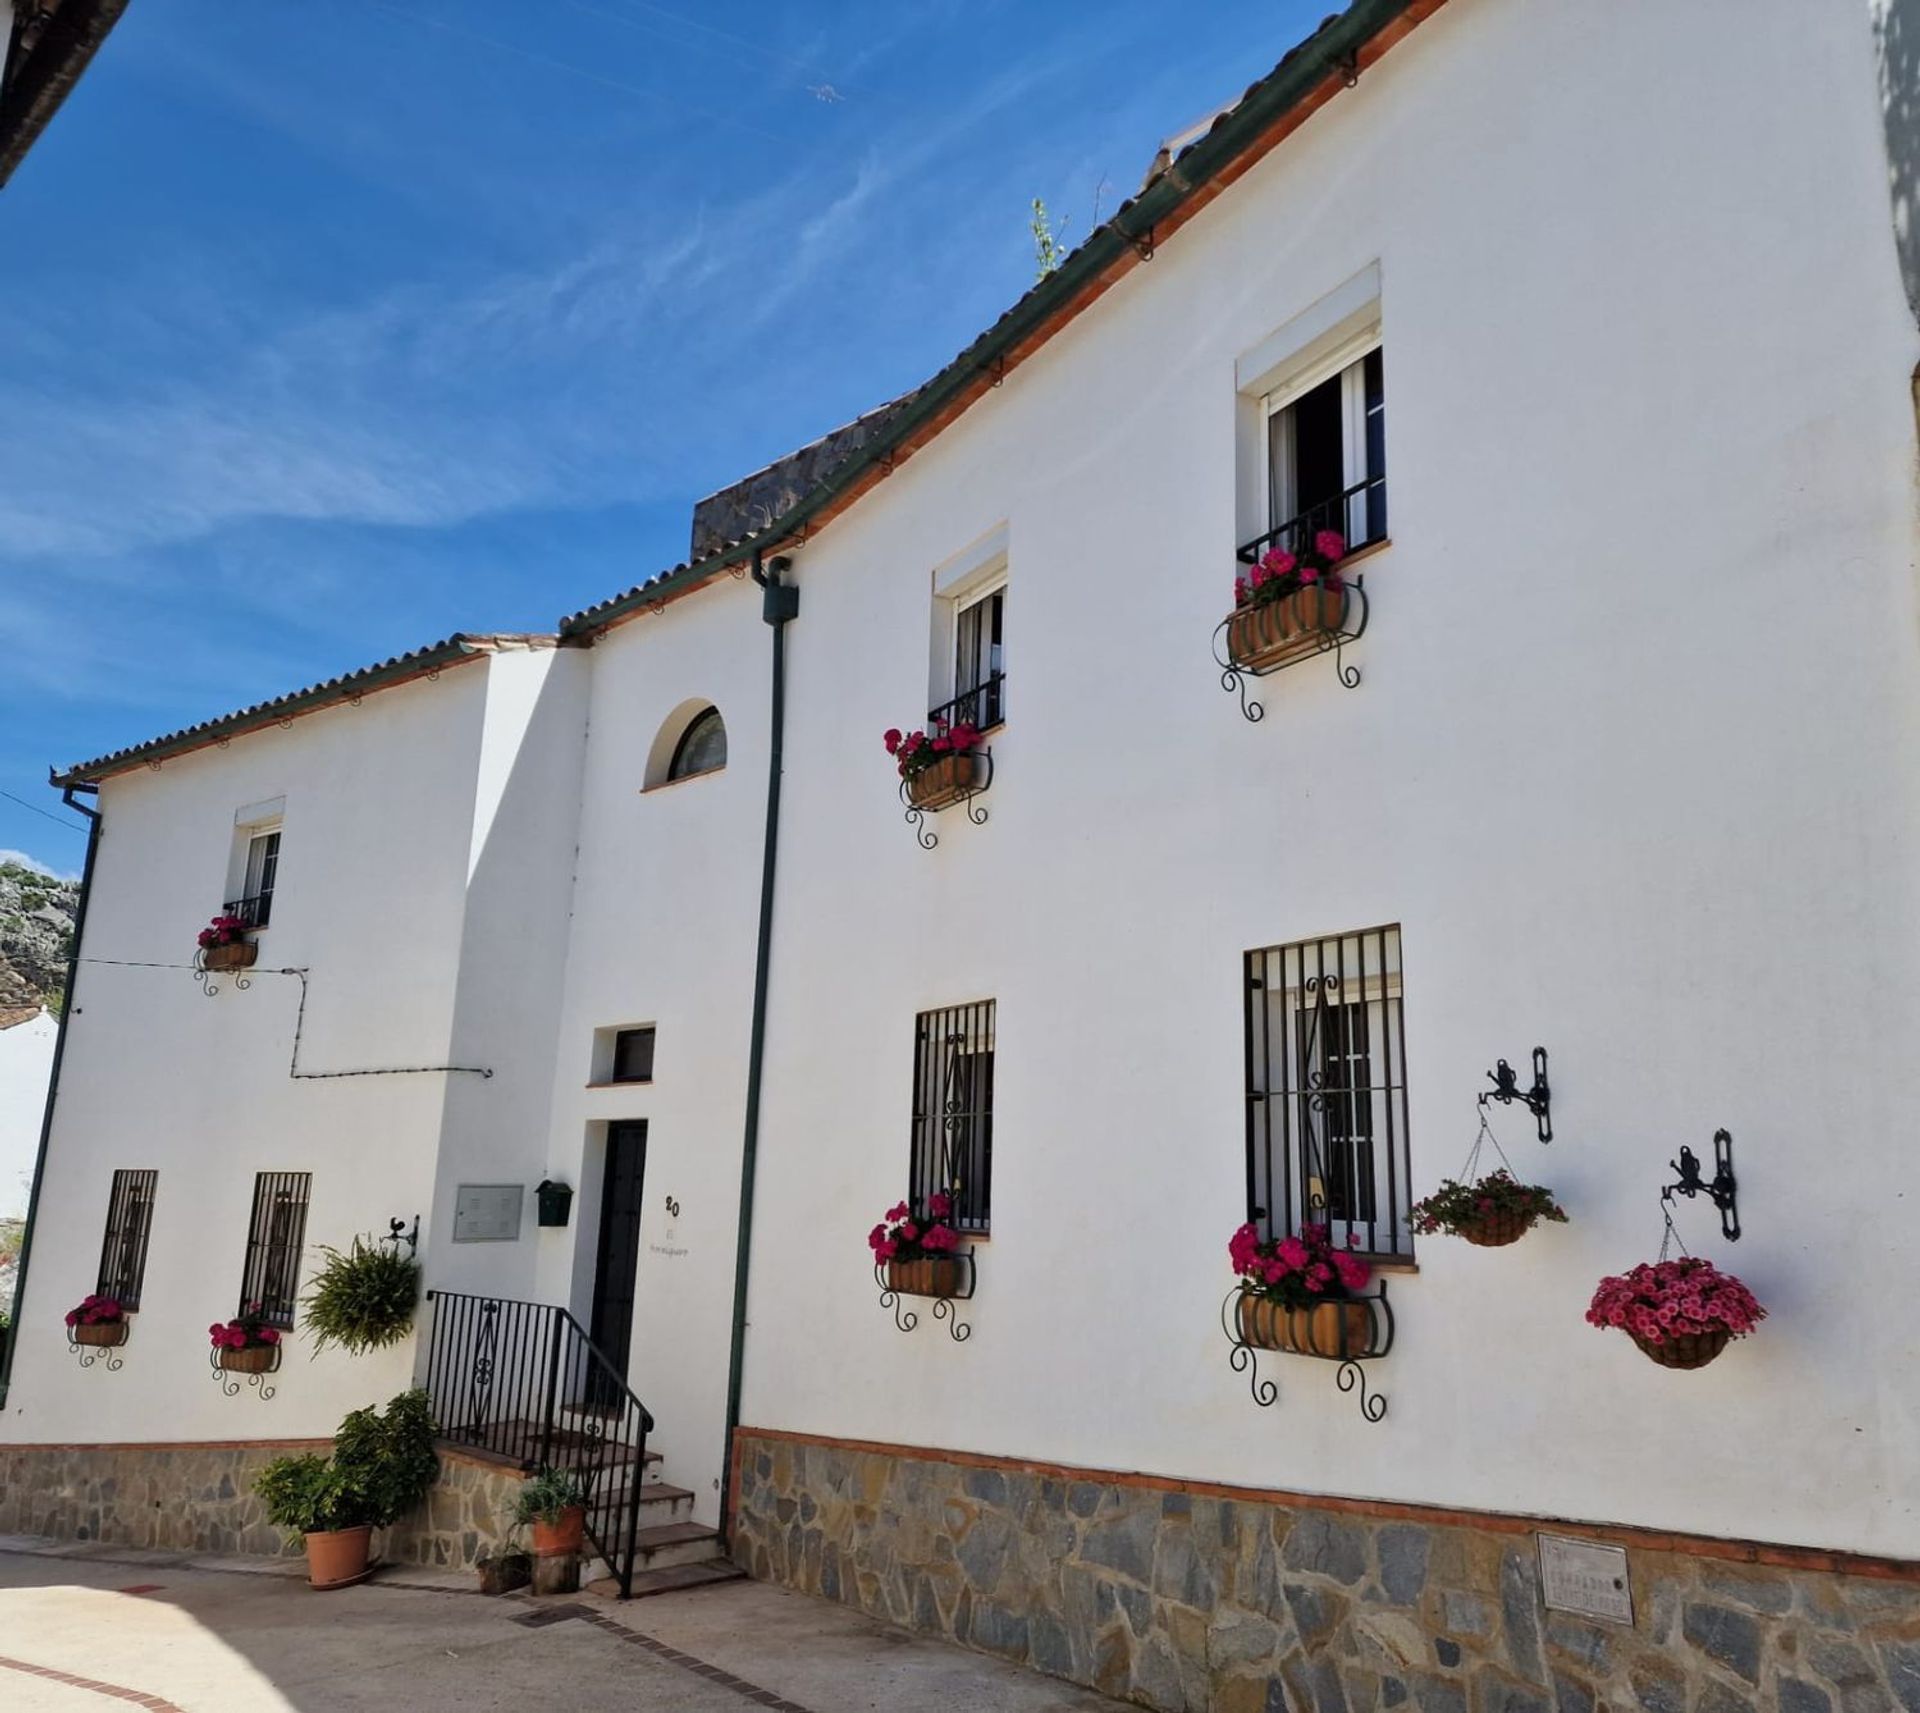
[
  {"x1": 951, "y1": 588, "x2": 1005, "y2": 730},
  {"x1": 95, "y1": 1170, "x2": 157, "y2": 1309},
  {"x1": 240, "y1": 1172, "x2": 311, "y2": 1328},
  {"x1": 226, "y1": 828, "x2": 280, "y2": 930},
  {"x1": 910, "y1": 1000, "x2": 994, "y2": 1234},
  {"x1": 1244, "y1": 926, "x2": 1411, "y2": 1259}
]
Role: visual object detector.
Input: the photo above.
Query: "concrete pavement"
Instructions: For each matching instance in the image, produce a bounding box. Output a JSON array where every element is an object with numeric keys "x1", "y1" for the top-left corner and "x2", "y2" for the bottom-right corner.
[{"x1": 0, "y1": 1536, "x2": 1128, "y2": 1712}]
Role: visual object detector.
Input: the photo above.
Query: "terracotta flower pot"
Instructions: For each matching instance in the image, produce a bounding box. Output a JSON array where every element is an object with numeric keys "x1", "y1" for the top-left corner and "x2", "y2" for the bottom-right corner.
[
  {"x1": 1457, "y1": 1209, "x2": 1532, "y2": 1248},
  {"x1": 305, "y1": 1524, "x2": 372, "y2": 1589},
  {"x1": 906, "y1": 751, "x2": 979, "y2": 810},
  {"x1": 887, "y1": 1256, "x2": 965, "y2": 1299},
  {"x1": 218, "y1": 1343, "x2": 276, "y2": 1373},
  {"x1": 1236, "y1": 1292, "x2": 1373, "y2": 1359},
  {"x1": 202, "y1": 940, "x2": 258, "y2": 972},
  {"x1": 72, "y1": 1321, "x2": 127, "y2": 1347},
  {"x1": 531, "y1": 1505, "x2": 586, "y2": 1558},
  {"x1": 1629, "y1": 1327, "x2": 1731, "y2": 1371}
]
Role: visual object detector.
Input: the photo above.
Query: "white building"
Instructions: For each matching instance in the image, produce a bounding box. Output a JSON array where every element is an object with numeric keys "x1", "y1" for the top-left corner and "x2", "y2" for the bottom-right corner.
[{"x1": 7, "y1": 3, "x2": 1920, "y2": 1707}]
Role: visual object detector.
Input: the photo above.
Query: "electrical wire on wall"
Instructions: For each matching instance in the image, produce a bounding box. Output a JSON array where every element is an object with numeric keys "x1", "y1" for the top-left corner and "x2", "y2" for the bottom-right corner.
[{"x1": 72, "y1": 958, "x2": 494, "y2": 1080}]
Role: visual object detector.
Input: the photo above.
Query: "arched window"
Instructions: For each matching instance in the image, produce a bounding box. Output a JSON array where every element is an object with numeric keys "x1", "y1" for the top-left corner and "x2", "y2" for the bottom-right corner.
[{"x1": 667, "y1": 706, "x2": 727, "y2": 781}]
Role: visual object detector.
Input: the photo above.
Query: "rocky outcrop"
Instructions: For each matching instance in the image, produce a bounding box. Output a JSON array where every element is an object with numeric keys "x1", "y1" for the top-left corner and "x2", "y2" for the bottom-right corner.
[{"x1": 0, "y1": 861, "x2": 78, "y2": 1023}]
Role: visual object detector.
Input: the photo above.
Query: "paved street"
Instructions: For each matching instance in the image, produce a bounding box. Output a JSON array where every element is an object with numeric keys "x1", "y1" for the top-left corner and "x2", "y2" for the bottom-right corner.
[{"x1": 0, "y1": 1538, "x2": 1126, "y2": 1712}]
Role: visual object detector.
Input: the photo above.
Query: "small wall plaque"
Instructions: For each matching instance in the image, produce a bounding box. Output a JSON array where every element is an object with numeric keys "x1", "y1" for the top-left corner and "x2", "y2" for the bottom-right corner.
[
  {"x1": 453, "y1": 1183, "x2": 524, "y2": 1243},
  {"x1": 1537, "y1": 1533, "x2": 1634, "y2": 1625}
]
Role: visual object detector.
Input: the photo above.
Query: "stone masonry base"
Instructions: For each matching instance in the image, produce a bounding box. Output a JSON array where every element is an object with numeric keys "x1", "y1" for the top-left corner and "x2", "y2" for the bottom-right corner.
[
  {"x1": 729, "y1": 1428, "x2": 1920, "y2": 1713},
  {"x1": 0, "y1": 1440, "x2": 520, "y2": 1571}
]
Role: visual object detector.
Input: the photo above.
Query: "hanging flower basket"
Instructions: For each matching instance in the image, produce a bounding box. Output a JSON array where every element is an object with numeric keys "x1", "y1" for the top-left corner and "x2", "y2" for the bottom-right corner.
[
  {"x1": 1587, "y1": 1258, "x2": 1764, "y2": 1372},
  {"x1": 1227, "y1": 1222, "x2": 1381, "y2": 1361},
  {"x1": 1234, "y1": 1292, "x2": 1372, "y2": 1358},
  {"x1": 886, "y1": 720, "x2": 984, "y2": 814},
  {"x1": 212, "y1": 1304, "x2": 282, "y2": 1372},
  {"x1": 887, "y1": 1256, "x2": 967, "y2": 1299},
  {"x1": 73, "y1": 1321, "x2": 129, "y2": 1349},
  {"x1": 197, "y1": 914, "x2": 257, "y2": 971},
  {"x1": 907, "y1": 751, "x2": 981, "y2": 811},
  {"x1": 869, "y1": 1196, "x2": 964, "y2": 1294},
  {"x1": 1408, "y1": 1170, "x2": 1567, "y2": 1249},
  {"x1": 1224, "y1": 533, "x2": 1348, "y2": 672},
  {"x1": 65, "y1": 1294, "x2": 128, "y2": 1344}
]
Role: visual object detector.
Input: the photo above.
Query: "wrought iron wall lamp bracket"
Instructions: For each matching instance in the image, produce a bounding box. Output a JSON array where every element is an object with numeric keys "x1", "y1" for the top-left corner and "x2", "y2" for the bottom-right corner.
[
  {"x1": 1480, "y1": 1046, "x2": 1552, "y2": 1143},
  {"x1": 383, "y1": 1215, "x2": 420, "y2": 1257},
  {"x1": 1664, "y1": 1129, "x2": 1740, "y2": 1242}
]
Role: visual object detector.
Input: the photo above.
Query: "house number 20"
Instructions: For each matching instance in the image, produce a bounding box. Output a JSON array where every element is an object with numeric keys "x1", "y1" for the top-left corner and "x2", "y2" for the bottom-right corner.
[{"x1": 664, "y1": 1196, "x2": 681, "y2": 1218}]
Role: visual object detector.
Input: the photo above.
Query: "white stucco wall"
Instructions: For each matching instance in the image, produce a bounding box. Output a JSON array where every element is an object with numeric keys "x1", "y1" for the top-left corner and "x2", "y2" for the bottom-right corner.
[
  {"x1": 735, "y1": 0, "x2": 1920, "y2": 1559},
  {"x1": 0, "y1": 1010, "x2": 55, "y2": 1223},
  {"x1": 0, "y1": 661, "x2": 500, "y2": 1441}
]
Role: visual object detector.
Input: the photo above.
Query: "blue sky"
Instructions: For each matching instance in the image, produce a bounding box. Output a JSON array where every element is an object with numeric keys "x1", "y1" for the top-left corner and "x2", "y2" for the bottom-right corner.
[{"x1": 1, "y1": 0, "x2": 1328, "y2": 875}]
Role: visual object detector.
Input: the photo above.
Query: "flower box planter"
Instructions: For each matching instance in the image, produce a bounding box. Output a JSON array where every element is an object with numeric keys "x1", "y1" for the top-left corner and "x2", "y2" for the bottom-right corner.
[
  {"x1": 1235, "y1": 1292, "x2": 1373, "y2": 1360},
  {"x1": 219, "y1": 1343, "x2": 278, "y2": 1374},
  {"x1": 201, "y1": 939, "x2": 258, "y2": 972},
  {"x1": 1224, "y1": 587, "x2": 1346, "y2": 674},
  {"x1": 886, "y1": 1256, "x2": 967, "y2": 1299},
  {"x1": 906, "y1": 752, "x2": 981, "y2": 811},
  {"x1": 530, "y1": 1504, "x2": 586, "y2": 1559},
  {"x1": 72, "y1": 1321, "x2": 128, "y2": 1348},
  {"x1": 305, "y1": 1523, "x2": 374, "y2": 1589},
  {"x1": 1629, "y1": 1328, "x2": 1731, "y2": 1371}
]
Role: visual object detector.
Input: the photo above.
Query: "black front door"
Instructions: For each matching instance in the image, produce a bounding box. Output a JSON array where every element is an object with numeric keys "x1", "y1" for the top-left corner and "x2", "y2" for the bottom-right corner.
[{"x1": 589, "y1": 1121, "x2": 647, "y2": 1387}]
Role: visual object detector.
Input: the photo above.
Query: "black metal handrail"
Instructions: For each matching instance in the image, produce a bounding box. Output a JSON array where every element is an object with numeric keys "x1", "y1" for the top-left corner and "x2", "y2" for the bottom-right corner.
[
  {"x1": 422, "y1": 1289, "x2": 655, "y2": 1597},
  {"x1": 222, "y1": 893, "x2": 272, "y2": 930},
  {"x1": 1236, "y1": 477, "x2": 1386, "y2": 565},
  {"x1": 927, "y1": 672, "x2": 1005, "y2": 734}
]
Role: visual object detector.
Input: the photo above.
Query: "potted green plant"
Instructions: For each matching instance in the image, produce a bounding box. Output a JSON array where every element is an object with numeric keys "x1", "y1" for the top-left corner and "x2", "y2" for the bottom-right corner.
[
  {"x1": 209, "y1": 1302, "x2": 281, "y2": 1373},
  {"x1": 1586, "y1": 1258, "x2": 1766, "y2": 1371},
  {"x1": 1228, "y1": 1220, "x2": 1374, "y2": 1357},
  {"x1": 302, "y1": 1238, "x2": 420, "y2": 1356},
  {"x1": 64, "y1": 1293, "x2": 128, "y2": 1349},
  {"x1": 197, "y1": 913, "x2": 257, "y2": 972},
  {"x1": 514, "y1": 1466, "x2": 588, "y2": 1558},
  {"x1": 867, "y1": 1194, "x2": 964, "y2": 1297},
  {"x1": 255, "y1": 1388, "x2": 439, "y2": 1588},
  {"x1": 1408, "y1": 1170, "x2": 1568, "y2": 1248}
]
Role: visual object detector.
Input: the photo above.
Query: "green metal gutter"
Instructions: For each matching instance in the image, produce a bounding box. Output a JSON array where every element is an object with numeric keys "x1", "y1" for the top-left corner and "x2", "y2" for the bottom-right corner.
[
  {"x1": 559, "y1": 0, "x2": 1420, "y2": 640},
  {"x1": 0, "y1": 782, "x2": 101, "y2": 1409}
]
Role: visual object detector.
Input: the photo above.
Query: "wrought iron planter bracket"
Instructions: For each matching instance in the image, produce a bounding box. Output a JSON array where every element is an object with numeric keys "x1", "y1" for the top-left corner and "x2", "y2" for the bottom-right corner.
[
  {"x1": 1664, "y1": 1129, "x2": 1740, "y2": 1242},
  {"x1": 875, "y1": 1254, "x2": 975, "y2": 1342},
  {"x1": 67, "y1": 1323, "x2": 128, "y2": 1371},
  {"x1": 210, "y1": 1343, "x2": 281, "y2": 1400},
  {"x1": 1220, "y1": 1281, "x2": 1392, "y2": 1422},
  {"x1": 1213, "y1": 578, "x2": 1369, "y2": 723},
  {"x1": 901, "y1": 749, "x2": 993, "y2": 850},
  {"x1": 1480, "y1": 1047, "x2": 1552, "y2": 1143}
]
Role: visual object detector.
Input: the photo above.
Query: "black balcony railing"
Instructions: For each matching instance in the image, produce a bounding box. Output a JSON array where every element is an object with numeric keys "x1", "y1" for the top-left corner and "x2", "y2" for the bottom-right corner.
[
  {"x1": 928, "y1": 671, "x2": 1005, "y2": 735},
  {"x1": 222, "y1": 892, "x2": 273, "y2": 930},
  {"x1": 1236, "y1": 476, "x2": 1387, "y2": 569},
  {"x1": 422, "y1": 1290, "x2": 655, "y2": 1598}
]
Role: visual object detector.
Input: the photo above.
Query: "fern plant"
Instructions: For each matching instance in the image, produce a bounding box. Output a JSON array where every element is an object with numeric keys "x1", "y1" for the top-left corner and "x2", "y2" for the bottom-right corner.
[{"x1": 302, "y1": 1237, "x2": 420, "y2": 1357}]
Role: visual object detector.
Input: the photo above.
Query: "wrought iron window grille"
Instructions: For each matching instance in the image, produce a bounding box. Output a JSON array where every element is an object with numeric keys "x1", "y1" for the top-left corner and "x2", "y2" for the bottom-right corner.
[
  {"x1": 1244, "y1": 926, "x2": 1413, "y2": 1262},
  {"x1": 875, "y1": 1251, "x2": 975, "y2": 1341},
  {"x1": 96, "y1": 1168, "x2": 157, "y2": 1310},
  {"x1": 1214, "y1": 480, "x2": 1382, "y2": 721},
  {"x1": 239, "y1": 1171, "x2": 311, "y2": 1331},
  {"x1": 910, "y1": 1000, "x2": 994, "y2": 1236},
  {"x1": 1221, "y1": 1279, "x2": 1393, "y2": 1421},
  {"x1": 222, "y1": 892, "x2": 272, "y2": 931},
  {"x1": 900, "y1": 678, "x2": 1000, "y2": 849}
]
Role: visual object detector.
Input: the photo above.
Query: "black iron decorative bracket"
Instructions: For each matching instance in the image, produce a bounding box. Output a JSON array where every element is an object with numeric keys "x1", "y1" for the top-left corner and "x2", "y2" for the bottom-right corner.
[
  {"x1": 1665, "y1": 1129, "x2": 1740, "y2": 1242},
  {"x1": 382, "y1": 1215, "x2": 420, "y2": 1256},
  {"x1": 1480, "y1": 1047, "x2": 1552, "y2": 1143},
  {"x1": 901, "y1": 749, "x2": 992, "y2": 850},
  {"x1": 876, "y1": 1254, "x2": 975, "y2": 1342},
  {"x1": 68, "y1": 1324, "x2": 128, "y2": 1371},
  {"x1": 1220, "y1": 1281, "x2": 1392, "y2": 1423},
  {"x1": 210, "y1": 1343, "x2": 280, "y2": 1400},
  {"x1": 1212, "y1": 579, "x2": 1369, "y2": 722}
]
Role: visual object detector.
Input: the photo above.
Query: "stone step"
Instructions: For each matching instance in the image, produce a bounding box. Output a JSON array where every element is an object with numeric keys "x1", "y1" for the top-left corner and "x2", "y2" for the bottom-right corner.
[
  {"x1": 601, "y1": 1481, "x2": 695, "y2": 1522},
  {"x1": 631, "y1": 1521, "x2": 725, "y2": 1572},
  {"x1": 584, "y1": 1558, "x2": 744, "y2": 1601}
]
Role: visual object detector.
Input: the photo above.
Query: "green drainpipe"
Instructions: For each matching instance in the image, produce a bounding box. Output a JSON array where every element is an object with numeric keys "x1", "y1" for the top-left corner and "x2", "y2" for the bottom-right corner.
[
  {"x1": 720, "y1": 550, "x2": 797, "y2": 1544},
  {"x1": 0, "y1": 780, "x2": 102, "y2": 1409}
]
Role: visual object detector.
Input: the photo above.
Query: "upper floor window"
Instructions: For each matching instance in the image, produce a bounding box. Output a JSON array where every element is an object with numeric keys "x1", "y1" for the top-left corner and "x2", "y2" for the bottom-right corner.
[
  {"x1": 910, "y1": 1000, "x2": 995, "y2": 1235},
  {"x1": 226, "y1": 799, "x2": 284, "y2": 930},
  {"x1": 1263, "y1": 345, "x2": 1385, "y2": 554},
  {"x1": 668, "y1": 707, "x2": 727, "y2": 781},
  {"x1": 96, "y1": 1169, "x2": 157, "y2": 1309},
  {"x1": 240, "y1": 1171, "x2": 311, "y2": 1329},
  {"x1": 611, "y1": 1026, "x2": 656, "y2": 1084},
  {"x1": 951, "y1": 586, "x2": 1005, "y2": 732},
  {"x1": 1244, "y1": 926, "x2": 1411, "y2": 1260}
]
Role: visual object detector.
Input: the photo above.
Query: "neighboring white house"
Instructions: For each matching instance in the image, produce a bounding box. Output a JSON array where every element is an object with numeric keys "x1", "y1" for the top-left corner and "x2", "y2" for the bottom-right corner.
[
  {"x1": 0, "y1": 1008, "x2": 55, "y2": 1221},
  {"x1": 6, "y1": 3, "x2": 1920, "y2": 1708}
]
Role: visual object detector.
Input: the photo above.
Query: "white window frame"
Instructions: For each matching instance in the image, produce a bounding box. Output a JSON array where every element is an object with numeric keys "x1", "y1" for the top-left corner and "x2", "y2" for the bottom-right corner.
[
  {"x1": 927, "y1": 525, "x2": 1008, "y2": 724},
  {"x1": 225, "y1": 799, "x2": 284, "y2": 929},
  {"x1": 1260, "y1": 337, "x2": 1381, "y2": 544}
]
